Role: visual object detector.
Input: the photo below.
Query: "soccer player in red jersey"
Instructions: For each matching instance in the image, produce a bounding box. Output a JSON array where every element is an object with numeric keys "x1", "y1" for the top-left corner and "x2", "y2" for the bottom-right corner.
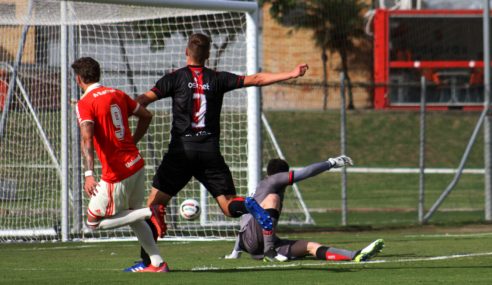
[
  {"x1": 73, "y1": 57, "x2": 168, "y2": 272},
  {"x1": 127, "y1": 33, "x2": 309, "y2": 271},
  {"x1": 224, "y1": 156, "x2": 384, "y2": 263}
]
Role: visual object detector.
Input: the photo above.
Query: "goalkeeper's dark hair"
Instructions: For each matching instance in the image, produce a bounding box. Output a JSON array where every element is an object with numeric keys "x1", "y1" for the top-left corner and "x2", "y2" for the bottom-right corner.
[
  {"x1": 71, "y1": 57, "x2": 101, "y2": 84},
  {"x1": 267, "y1": 158, "x2": 290, "y2": 176},
  {"x1": 187, "y1": 33, "x2": 211, "y2": 64}
]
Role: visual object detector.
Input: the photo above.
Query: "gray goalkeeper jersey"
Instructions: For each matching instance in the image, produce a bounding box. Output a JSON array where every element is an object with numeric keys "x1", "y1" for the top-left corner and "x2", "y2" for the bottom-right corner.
[{"x1": 238, "y1": 161, "x2": 333, "y2": 254}]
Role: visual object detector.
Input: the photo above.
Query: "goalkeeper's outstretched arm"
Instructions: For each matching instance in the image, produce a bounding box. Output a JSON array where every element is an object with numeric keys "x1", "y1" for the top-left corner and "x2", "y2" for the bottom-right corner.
[
  {"x1": 224, "y1": 236, "x2": 242, "y2": 259},
  {"x1": 292, "y1": 155, "x2": 353, "y2": 183},
  {"x1": 265, "y1": 155, "x2": 353, "y2": 194}
]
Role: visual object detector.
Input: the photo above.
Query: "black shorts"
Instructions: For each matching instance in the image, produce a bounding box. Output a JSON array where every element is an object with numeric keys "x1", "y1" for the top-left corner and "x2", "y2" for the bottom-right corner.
[{"x1": 152, "y1": 149, "x2": 236, "y2": 198}]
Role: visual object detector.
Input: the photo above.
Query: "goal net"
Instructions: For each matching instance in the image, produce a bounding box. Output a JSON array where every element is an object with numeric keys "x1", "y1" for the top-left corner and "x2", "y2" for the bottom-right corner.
[{"x1": 0, "y1": 0, "x2": 313, "y2": 242}]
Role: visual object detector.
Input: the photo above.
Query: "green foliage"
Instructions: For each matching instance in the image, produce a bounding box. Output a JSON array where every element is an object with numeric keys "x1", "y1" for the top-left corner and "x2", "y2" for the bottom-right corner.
[
  {"x1": 132, "y1": 13, "x2": 244, "y2": 69},
  {"x1": 261, "y1": 0, "x2": 367, "y2": 53},
  {"x1": 265, "y1": 110, "x2": 484, "y2": 168},
  {"x1": 260, "y1": 0, "x2": 370, "y2": 109},
  {"x1": 265, "y1": 110, "x2": 486, "y2": 226}
]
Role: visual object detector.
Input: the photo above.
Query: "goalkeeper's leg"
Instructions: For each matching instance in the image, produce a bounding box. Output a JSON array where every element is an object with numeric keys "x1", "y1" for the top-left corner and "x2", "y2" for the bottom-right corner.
[
  {"x1": 308, "y1": 240, "x2": 384, "y2": 262},
  {"x1": 285, "y1": 240, "x2": 359, "y2": 261},
  {"x1": 309, "y1": 242, "x2": 358, "y2": 261},
  {"x1": 215, "y1": 195, "x2": 273, "y2": 231}
]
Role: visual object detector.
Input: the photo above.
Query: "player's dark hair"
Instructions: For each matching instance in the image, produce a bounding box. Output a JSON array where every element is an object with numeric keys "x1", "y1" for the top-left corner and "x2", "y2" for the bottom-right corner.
[
  {"x1": 71, "y1": 57, "x2": 101, "y2": 84},
  {"x1": 267, "y1": 158, "x2": 290, "y2": 176},
  {"x1": 187, "y1": 33, "x2": 211, "y2": 64}
]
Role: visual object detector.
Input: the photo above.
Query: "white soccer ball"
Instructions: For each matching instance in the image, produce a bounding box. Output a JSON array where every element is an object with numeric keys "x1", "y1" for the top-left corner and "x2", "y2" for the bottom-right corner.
[{"x1": 179, "y1": 199, "x2": 201, "y2": 220}]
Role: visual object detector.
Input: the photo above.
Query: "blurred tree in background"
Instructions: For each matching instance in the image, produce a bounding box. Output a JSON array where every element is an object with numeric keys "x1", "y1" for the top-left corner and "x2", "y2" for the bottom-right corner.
[{"x1": 260, "y1": 0, "x2": 368, "y2": 109}]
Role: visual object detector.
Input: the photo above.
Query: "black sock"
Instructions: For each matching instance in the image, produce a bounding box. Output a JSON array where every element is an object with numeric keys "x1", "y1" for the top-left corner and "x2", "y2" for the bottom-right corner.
[
  {"x1": 140, "y1": 219, "x2": 157, "y2": 266},
  {"x1": 265, "y1": 208, "x2": 280, "y2": 220},
  {"x1": 315, "y1": 246, "x2": 329, "y2": 260},
  {"x1": 228, "y1": 197, "x2": 247, "y2": 217},
  {"x1": 263, "y1": 209, "x2": 279, "y2": 253}
]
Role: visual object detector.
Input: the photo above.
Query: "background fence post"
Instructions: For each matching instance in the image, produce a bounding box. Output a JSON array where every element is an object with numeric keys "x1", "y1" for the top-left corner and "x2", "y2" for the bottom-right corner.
[
  {"x1": 483, "y1": 0, "x2": 492, "y2": 221},
  {"x1": 419, "y1": 76, "x2": 426, "y2": 224},
  {"x1": 340, "y1": 72, "x2": 347, "y2": 226}
]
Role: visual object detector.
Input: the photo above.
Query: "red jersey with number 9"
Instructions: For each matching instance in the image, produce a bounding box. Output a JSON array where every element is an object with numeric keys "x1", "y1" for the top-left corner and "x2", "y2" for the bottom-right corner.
[{"x1": 76, "y1": 83, "x2": 144, "y2": 183}]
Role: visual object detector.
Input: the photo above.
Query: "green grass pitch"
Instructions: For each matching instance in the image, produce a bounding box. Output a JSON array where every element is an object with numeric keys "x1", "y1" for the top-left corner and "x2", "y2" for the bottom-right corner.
[
  {"x1": 1, "y1": 110, "x2": 492, "y2": 283},
  {"x1": 1, "y1": 225, "x2": 492, "y2": 284}
]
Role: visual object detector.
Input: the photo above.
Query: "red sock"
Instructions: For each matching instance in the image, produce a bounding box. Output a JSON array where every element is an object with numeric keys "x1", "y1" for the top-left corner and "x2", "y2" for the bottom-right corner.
[{"x1": 325, "y1": 252, "x2": 352, "y2": 261}]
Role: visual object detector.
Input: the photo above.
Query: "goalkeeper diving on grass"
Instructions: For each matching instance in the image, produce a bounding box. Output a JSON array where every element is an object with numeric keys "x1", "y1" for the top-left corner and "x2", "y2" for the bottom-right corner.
[{"x1": 224, "y1": 155, "x2": 384, "y2": 262}]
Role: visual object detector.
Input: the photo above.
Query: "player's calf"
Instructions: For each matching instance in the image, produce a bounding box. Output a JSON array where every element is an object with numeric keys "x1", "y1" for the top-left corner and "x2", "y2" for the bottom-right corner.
[{"x1": 149, "y1": 205, "x2": 167, "y2": 238}]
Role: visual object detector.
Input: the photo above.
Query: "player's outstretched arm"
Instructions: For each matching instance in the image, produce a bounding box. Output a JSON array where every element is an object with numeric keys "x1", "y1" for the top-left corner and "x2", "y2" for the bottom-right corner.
[
  {"x1": 136, "y1": 90, "x2": 159, "y2": 108},
  {"x1": 291, "y1": 155, "x2": 353, "y2": 183},
  {"x1": 243, "y1": 64, "x2": 308, "y2": 87},
  {"x1": 223, "y1": 236, "x2": 242, "y2": 259}
]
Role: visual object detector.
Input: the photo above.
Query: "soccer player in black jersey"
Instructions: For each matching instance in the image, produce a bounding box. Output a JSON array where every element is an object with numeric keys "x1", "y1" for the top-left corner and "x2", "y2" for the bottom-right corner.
[
  {"x1": 124, "y1": 33, "x2": 309, "y2": 271},
  {"x1": 224, "y1": 156, "x2": 385, "y2": 263}
]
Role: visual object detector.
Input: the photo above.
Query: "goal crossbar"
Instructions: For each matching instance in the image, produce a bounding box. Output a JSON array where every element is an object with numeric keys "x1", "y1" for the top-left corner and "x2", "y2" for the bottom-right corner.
[{"x1": 68, "y1": 0, "x2": 258, "y2": 13}]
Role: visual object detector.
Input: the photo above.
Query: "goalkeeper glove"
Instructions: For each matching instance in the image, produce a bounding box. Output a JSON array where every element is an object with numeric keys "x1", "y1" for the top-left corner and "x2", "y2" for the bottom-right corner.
[
  {"x1": 328, "y1": 155, "x2": 353, "y2": 168},
  {"x1": 224, "y1": 249, "x2": 242, "y2": 259},
  {"x1": 263, "y1": 248, "x2": 288, "y2": 262}
]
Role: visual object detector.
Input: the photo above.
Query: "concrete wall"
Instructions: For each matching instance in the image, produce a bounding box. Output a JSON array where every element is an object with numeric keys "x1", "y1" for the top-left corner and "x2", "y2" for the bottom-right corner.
[{"x1": 0, "y1": 0, "x2": 36, "y2": 64}]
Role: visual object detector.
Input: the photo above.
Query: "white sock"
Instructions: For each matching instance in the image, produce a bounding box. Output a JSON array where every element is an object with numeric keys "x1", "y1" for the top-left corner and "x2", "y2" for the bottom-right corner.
[
  {"x1": 97, "y1": 208, "x2": 151, "y2": 230},
  {"x1": 130, "y1": 220, "x2": 164, "y2": 267}
]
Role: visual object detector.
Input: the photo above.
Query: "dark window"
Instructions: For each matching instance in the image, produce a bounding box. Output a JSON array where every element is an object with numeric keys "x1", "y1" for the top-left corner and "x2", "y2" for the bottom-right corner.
[{"x1": 389, "y1": 16, "x2": 484, "y2": 61}]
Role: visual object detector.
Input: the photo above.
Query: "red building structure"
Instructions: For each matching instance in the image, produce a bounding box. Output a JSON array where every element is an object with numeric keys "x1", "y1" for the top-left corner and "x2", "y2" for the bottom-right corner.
[{"x1": 373, "y1": 9, "x2": 489, "y2": 109}]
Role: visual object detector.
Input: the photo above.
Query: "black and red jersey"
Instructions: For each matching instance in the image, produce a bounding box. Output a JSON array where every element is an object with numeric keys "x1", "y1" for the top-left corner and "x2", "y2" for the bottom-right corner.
[{"x1": 151, "y1": 65, "x2": 244, "y2": 151}]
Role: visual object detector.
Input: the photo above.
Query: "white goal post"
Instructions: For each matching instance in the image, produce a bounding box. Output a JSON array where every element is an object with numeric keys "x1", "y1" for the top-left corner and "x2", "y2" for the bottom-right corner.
[{"x1": 0, "y1": 0, "x2": 313, "y2": 243}]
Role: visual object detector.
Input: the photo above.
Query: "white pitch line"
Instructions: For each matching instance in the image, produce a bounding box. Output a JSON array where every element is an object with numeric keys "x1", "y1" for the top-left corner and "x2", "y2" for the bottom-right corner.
[
  {"x1": 405, "y1": 232, "x2": 492, "y2": 238},
  {"x1": 191, "y1": 252, "x2": 492, "y2": 271},
  {"x1": 8, "y1": 245, "x2": 97, "y2": 251}
]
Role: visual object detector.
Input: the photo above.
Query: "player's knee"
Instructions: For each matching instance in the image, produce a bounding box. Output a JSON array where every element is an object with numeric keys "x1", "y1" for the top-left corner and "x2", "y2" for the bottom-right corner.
[
  {"x1": 266, "y1": 208, "x2": 280, "y2": 220},
  {"x1": 260, "y1": 194, "x2": 281, "y2": 210},
  {"x1": 86, "y1": 212, "x2": 102, "y2": 230},
  {"x1": 86, "y1": 219, "x2": 101, "y2": 230}
]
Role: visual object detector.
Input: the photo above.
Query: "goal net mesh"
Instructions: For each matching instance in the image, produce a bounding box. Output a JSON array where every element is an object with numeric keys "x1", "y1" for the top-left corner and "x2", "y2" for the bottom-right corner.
[{"x1": 0, "y1": 0, "x2": 313, "y2": 242}]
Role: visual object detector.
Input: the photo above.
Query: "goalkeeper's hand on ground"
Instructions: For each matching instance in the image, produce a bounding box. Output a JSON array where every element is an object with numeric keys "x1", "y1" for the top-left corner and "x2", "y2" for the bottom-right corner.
[
  {"x1": 223, "y1": 249, "x2": 242, "y2": 259},
  {"x1": 328, "y1": 155, "x2": 353, "y2": 168},
  {"x1": 263, "y1": 248, "x2": 288, "y2": 262}
]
